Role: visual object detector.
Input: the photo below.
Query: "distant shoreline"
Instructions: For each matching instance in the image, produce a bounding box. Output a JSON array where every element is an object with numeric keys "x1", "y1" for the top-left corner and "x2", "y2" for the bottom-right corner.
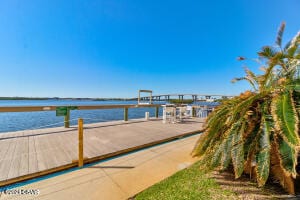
[{"x1": 0, "y1": 97, "x2": 135, "y2": 101}]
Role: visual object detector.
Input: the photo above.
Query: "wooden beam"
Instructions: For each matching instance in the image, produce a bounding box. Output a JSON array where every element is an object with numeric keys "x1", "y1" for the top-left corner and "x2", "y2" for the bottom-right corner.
[
  {"x1": 124, "y1": 108, "x2": 128, "y2": 121},
  {"x1": 78, "y1": 118, "x2": 84, "y2": 168},
  {"x1": 139, "y1": 90, "x2": 152, "y2": 93},
  {"x1": 192, "y1": 107, "x2": 196, "y2": 117},
  {"x1": 0, "y1": 104, "x2": 163, "y2": 113},
  {"x1": 0, "y1": 106, "x2": 57, "y2": 112},
  {"x1": 64, "y1": 109, "x2": 70, "y2": 128}
]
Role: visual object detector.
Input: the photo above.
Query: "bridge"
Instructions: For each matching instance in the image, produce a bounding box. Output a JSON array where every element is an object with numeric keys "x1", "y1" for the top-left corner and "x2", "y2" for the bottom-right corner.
[{"x1": 133, "y1": 93, "x2": 234, "y2": 102}]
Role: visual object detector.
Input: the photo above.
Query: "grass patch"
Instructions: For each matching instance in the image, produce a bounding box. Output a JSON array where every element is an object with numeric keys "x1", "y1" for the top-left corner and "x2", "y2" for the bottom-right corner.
[
  {"x1": 134, "y1": 161, "x2": 237, "y2": 200},
  {"x1": 168, "y1": 99, "x2": 194, "y2": 104}
]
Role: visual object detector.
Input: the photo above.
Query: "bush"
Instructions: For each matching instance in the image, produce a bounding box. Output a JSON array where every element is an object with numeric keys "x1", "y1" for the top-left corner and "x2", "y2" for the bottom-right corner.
[{"x1": 192, "y1": 23, "x2": 300, "y2": 194}]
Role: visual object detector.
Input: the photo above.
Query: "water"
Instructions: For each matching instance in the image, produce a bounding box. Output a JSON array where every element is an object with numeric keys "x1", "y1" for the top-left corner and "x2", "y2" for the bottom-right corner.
[
  {"x1": 0, "y1": 100, "x2": 165, "y2": 133},
  {"x1": 0, "y1": 99, "x2": 219, "y2": 133}
]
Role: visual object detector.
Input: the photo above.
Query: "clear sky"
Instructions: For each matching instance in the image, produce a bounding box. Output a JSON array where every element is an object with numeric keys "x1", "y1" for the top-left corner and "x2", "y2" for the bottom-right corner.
[{"x1": 0, "y1": 0, "x2": 299, "y2": 98}]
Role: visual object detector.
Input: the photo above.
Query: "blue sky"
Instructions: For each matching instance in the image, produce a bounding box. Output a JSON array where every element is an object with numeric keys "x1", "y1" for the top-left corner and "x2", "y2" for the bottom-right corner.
[{"x1": 0, "y1": 0, "x2": 299, "y2": 98}]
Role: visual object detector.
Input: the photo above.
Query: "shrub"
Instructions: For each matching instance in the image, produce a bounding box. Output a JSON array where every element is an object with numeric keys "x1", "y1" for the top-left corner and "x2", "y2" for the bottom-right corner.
[{"x1": 192, "y1": 23, "x2": 300, "y2": 194}]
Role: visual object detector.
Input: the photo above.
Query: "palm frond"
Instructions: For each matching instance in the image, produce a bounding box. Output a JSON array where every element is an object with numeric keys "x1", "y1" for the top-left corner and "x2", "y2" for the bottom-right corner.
[
  {"x1": 278, "y1": 136, "x2": 298, "y2": 178},
  {"x1": 210, "y1": 140, "x2": 224, "y2": 168},
  {"x1": 256, "y1": 115, "x2": 272, "y2": 186},
  {"x1": 270, "y1": 137, "x2": 295, "y2": 194},
  {"x1": 230, "y1": 93, "x2": 262, "y2": 124},
  {"x1": 271, "y1": 52, "x2": 288, "y2": 72},
  {"x1": 244, "y1": 123, "x2": 261, "y2": 174},
  {"x1": 261, "y1": 62, "x2": 277, "y2": 89},
  {"x1": 284, "y1": 31, "x2": 300, "y2": 51},
  {"x1": 284, "y1": 40, "x2": 292, "y2": 51},
  {"x1": 287, "y1": 46, "x2": 298, "y2": 58},
  {"x1": 232, "y1": 77, "x2": 257, "y2": 91},
  {"x1": 207, "y1": 103, "x2": 231, "y2": 126},
  {"x1": 276, "y1": 22, "x2": 286, "y2": 47},
  {"x1": 244, "y1": 67, "x2": 258, "y2": 81},
  {"x1": 271, "y1": 91, "x2": 300, "y2": 146},
  {"x1": 258, "y1": 46, "x2": 278, "y2": 59},
  {"x1": 194, "y1": 99, "x2": 241, "y2": 156},
  {"x1": 208, "y1": 121, "x2": 241, "y2": 169},
  {"x1": 192, "y1": 107, "x2": 229, "y2": 157},
  {"x1": 231, "y1": 121, "x2": 245, "y2": 178},
  {"x1": 220, "y1": 135, "x2": 234, "y2": 170},
  {"x1": 293, "y1": 79, "x2": 300, "y2": 93},
  {"x1": 192, "y1": 126, "x2": 223, "y2": 157}
]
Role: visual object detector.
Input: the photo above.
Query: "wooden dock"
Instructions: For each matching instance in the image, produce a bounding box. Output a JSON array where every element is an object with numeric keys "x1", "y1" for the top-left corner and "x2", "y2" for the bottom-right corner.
[{"x1": 0, "y1": 117, "x2": 204, "y2": 187}]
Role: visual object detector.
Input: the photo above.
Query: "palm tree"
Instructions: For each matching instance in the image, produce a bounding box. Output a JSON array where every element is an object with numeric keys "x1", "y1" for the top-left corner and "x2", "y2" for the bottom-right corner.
[{"x1": 192, "y1": 23, "x2": 300, "y2": 194}]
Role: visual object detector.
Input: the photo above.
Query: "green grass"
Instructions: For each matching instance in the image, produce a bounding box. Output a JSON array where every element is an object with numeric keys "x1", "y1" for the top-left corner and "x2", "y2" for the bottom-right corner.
[
  {"x1": 168, "y1": 99, "x2": 194, "y2": 104},
  {"x1": 134, "y1": 161, "x2": 237, "y2": 200}
]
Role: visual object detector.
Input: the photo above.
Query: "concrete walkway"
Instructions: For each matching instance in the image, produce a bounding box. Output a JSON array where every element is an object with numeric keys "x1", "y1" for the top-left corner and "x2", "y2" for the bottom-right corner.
[{"x1": 0, "y1": 134, "x2": 201, "y2": 200}]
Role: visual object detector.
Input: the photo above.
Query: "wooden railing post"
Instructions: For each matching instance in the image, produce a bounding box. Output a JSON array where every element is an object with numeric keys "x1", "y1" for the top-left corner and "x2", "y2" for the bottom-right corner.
[
  {"x1": 192, "y1": 107, "x2": 196, "y2": 117},
  {"x1": 64, "y1": 109, "x2": 70, "y2": 128},
  {"x1": 124, "y1": 108, "x2": 128, "y2": 121},
  {"x1": 155, "y1": 106, "x2": 159, "y2": 118},
  {"x1": 78, "y1": 118, "x2": 84, "y2": 168}
]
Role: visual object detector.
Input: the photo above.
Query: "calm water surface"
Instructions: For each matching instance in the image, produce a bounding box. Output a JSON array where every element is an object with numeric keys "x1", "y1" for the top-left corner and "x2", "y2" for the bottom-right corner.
[{"x1": 0, "y1": 100, "x2": 218, "y2": 133}]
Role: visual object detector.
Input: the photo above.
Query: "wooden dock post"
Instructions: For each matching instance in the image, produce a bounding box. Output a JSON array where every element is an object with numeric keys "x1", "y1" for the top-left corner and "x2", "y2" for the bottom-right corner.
[
  {"x1": 124, "y1": 108, "x2": 128, "y2": 121},
  {"x1": 64, "y1": 109, "x2": 70, "y2": 128},
  {"x1": 192, "y1": 107, "x2": 196, "y2": 117},
  {"x1": 155, "y1": 106, "x2": 159, "y2": 118},
  {"x1": 78, "y1": 118, "x2": 84, "y2": 168}
]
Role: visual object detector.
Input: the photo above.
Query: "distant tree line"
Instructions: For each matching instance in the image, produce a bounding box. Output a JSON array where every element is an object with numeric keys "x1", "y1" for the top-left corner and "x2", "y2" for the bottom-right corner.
[{"x1": 0, "y1": 97, "x2": 134, "y2": 101}]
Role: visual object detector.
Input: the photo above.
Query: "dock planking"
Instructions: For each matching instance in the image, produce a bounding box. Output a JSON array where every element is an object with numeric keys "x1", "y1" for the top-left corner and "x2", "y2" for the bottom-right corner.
[{"x1": 0, "y1": 117, "x2": 204, "y2": 186}]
